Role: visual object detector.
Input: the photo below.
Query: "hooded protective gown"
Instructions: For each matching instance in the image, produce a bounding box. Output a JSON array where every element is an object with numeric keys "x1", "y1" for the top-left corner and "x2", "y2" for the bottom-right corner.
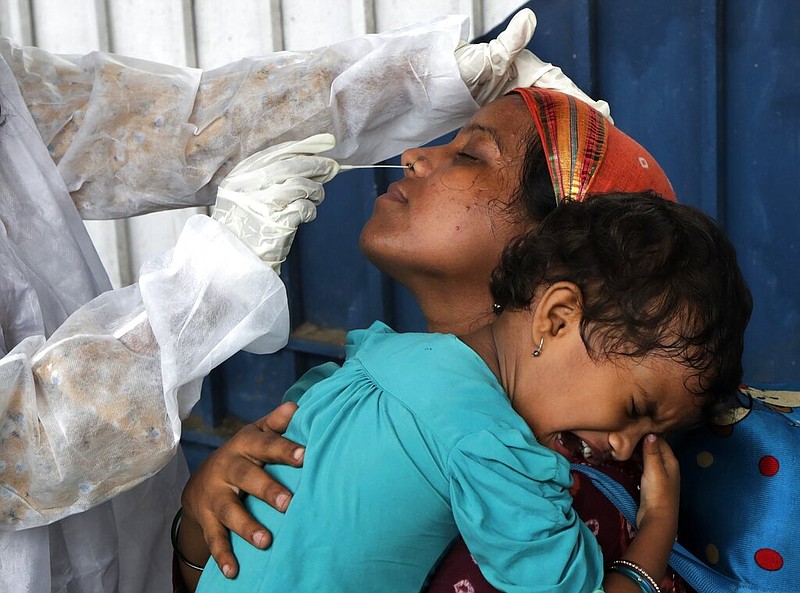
[{"x1": 0, "y1": 15, "x2": 480, "y2": 593}]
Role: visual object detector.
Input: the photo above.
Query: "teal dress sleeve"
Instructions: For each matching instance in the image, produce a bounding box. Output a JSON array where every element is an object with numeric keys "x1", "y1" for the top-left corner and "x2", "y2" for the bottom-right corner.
[
  {"x1": 448, "y1": 428, "x2": 605, "y2": 593},
  {"x1": 282, "y1": 361, "x2": 340, "y2": 404}
]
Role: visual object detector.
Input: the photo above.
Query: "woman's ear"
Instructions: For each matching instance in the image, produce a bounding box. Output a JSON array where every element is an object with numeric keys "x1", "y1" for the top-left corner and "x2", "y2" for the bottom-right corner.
[{"x1": 531, "y1": 281, "x2": 582, "y2": 339}]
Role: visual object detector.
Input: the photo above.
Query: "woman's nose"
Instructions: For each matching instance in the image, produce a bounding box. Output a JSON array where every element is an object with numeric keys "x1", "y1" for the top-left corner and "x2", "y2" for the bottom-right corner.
[{"x1": 400, "y1": 147, "x2": 432, "y2": 176}]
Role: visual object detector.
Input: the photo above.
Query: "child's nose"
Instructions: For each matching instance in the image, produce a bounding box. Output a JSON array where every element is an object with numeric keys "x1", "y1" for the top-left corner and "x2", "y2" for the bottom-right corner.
[{"x1": 608, "y1": 428, "x2": 645, "y2": 461}]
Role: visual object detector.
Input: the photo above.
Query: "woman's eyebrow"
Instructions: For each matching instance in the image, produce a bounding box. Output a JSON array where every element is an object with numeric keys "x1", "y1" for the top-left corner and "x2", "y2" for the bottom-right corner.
[{"x1": 460, "y1": 123, "x2": 504, "y2": 153}]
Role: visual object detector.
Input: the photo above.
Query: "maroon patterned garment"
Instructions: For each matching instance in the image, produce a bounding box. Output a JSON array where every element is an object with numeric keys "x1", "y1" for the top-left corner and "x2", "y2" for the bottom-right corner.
[{"x1": 422, "y1": 457, "x2": 689, "y2": 593}]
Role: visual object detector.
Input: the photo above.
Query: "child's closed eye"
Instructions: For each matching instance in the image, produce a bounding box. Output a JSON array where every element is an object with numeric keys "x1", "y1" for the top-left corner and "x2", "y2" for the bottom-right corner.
[{"x1": 629, "y1": 397, "x2": 643, "y2": 419}]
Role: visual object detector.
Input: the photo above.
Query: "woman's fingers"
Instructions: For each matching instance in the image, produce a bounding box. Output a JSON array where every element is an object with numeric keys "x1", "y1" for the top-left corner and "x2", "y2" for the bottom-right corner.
[
  {"x1": 258, "y1": 401, "x2": 299, "y2": 433},
  {"x1": 243, "y1": 403, "x2": 305, "y2": 468},
  {"x1": 181, "y1": 403, "x2": 305, "y2": 576},
  {"x1": 200, "y1": 500, "x2": 244, "y2": 579},
  {"x1": 201, "y1": 492, "x2": 287, "y2": 578}
]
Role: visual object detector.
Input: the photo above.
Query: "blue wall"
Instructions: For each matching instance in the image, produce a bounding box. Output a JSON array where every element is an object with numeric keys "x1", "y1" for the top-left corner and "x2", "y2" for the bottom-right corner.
[{"x1": 182, "y1": 0, "x2": 800, "y2": 469}]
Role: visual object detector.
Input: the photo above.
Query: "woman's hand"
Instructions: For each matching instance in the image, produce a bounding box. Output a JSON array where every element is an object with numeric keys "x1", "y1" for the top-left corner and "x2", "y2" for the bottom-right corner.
[{"x1": 180, "y1": 402, "x2": 305, "y2": 577}]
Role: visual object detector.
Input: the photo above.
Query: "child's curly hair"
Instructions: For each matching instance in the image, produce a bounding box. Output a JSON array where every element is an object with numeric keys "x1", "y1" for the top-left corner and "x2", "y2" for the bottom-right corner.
[{"x1": 490, "y1": 191, "x2": 753, "y2": 415}]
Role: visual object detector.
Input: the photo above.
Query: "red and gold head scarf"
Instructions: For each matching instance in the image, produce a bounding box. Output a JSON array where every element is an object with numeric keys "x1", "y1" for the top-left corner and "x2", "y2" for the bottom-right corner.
[{"x1": 511, "y1": 87, "x2": 677, "y2": 204}]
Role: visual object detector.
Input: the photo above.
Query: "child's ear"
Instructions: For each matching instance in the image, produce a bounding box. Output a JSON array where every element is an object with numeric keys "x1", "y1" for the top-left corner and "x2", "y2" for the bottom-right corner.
[{"x1": 532, "y1": 281, "x2": 582, "y2": 339}]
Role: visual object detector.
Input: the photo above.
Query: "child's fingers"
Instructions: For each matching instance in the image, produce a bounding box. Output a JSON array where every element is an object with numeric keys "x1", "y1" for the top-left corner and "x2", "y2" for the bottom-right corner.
[
  {"x1": 637, "y1": 434, "x2": 681, "y2": 529},
  {"x1": 641, "y1": 433, "x2": 664, "y2": 473},
  {"x1": 640, "y1": 433, "x2": 680, "y2": 496},
  {"x1": 644, "y1": 434, "x2": 679, "y2": 478}
]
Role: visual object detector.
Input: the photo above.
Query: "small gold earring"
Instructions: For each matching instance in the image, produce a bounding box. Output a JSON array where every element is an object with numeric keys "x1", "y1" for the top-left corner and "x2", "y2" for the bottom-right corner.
[{"x1": 532, "y1": 337, "x2": 544, "y2": 357}]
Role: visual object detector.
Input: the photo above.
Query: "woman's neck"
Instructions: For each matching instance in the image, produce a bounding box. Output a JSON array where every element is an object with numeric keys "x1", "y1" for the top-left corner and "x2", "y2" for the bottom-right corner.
[
  {"x1": 458, "y1": 310, "x2": 535, "y2": 404},
  {"x1": 415, "y1": 281, "x2": 496, "y2": 336},
  {"x1": 458, "y1": 324, "x2": 502, "y2": 381}
]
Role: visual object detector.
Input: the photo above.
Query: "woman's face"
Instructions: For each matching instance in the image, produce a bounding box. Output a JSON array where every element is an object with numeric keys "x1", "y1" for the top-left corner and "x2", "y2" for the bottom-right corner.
[{"x1": 359, "y1": 95, "x2": 535, "y2": 293}]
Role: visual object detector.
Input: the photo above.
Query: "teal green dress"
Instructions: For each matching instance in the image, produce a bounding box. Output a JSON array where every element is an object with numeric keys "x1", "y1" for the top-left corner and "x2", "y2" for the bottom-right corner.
[{"x1": 197, "y1": 322, "x2": 603, "y2": 593}]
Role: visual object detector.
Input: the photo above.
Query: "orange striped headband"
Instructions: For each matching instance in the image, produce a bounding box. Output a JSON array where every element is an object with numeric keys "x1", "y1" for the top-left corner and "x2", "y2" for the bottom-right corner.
[{"x1": 511, "y1": 87, "x2": 677, "y2": 204}]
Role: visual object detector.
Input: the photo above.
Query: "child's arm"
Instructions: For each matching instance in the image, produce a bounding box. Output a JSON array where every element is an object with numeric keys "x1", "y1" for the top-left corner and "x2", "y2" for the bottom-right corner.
[
  {"x1": 450, "y1": 428, "x2": 606, "y2": 592},
  {"x1": 602, "y1": 433, "x2": 679, "y2": 593}
]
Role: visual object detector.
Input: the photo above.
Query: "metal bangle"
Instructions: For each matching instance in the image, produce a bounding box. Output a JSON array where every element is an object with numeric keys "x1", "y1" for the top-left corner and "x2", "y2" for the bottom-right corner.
[
  {"x1": 608, "y1": 559, "x2": 661, "y2": 593},
  {"x1": 171, "y1": 507, "x2": 206, "y2": 572}
]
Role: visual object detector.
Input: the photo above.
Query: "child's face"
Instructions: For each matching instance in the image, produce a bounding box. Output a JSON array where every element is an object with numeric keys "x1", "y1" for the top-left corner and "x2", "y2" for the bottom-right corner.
[{"x1": 513, "y1": 326, "x2": 704, "y2": 465}]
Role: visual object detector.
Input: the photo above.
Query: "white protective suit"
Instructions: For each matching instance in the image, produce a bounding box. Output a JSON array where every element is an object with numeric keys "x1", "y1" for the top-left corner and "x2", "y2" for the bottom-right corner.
[{"x1": 0, "y1": 15, "x2": 485, "y2": 593}]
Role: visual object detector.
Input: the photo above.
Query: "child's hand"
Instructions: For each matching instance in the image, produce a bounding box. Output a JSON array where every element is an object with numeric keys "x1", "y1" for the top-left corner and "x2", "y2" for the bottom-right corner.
[{"x1": 636, "y1": 433, "x2": 679, "y2": 536}]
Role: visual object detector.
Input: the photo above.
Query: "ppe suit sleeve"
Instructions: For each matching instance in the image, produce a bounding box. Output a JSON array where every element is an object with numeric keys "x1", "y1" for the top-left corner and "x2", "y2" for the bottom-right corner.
[
  {"x1": 0, "y1": 215, "x2": 289, "y2": 531},
  {"x1": 0, "y1": 15, "x2": 478, "y2": 220},
  {"x1": 447, "y1": 428, "x2": 604, "y2": 593}
]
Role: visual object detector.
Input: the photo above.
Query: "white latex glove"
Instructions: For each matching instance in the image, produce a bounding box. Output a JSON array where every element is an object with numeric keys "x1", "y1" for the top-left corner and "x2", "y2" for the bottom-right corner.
[
  {"x1": 212, "y1": 133, "x2": 341, "y2": 273},
  {"x1": 455, "y1": 9, "x2": 537, "y2": 105},
  {"x1": 455, "y1": 8, "x2": 612, "y2": 122}
]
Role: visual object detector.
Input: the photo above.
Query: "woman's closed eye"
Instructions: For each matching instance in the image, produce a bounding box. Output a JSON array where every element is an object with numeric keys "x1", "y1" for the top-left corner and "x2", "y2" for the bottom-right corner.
[{"x1": 456, "y1": 151, "x2": 479, "y2": 162}]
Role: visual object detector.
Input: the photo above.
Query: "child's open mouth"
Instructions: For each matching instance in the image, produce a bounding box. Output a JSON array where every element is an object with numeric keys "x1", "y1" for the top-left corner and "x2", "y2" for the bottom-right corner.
[{"x1": 555, "y1": 432, "x2": 604, "y2": 465}]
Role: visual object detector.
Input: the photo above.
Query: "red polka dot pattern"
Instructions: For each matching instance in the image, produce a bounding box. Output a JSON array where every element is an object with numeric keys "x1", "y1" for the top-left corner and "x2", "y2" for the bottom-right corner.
[
  {"x1": 759, "y1": 455, "x2": 780, "y2": 477},
  {"x1": 754, "y1": 548, "x2": 784, "y2": 571}
]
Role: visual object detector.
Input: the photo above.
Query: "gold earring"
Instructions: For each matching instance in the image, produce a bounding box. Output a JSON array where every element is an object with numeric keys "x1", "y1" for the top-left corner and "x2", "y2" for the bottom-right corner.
[{"x1": 532, "y1": 337, "x2": 544, "y2": 357}]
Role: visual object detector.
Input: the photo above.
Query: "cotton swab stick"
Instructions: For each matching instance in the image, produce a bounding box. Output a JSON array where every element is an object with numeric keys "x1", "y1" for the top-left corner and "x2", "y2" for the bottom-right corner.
[{"x1": 340, "y1": 164, "x2": 411, "y2": 170}]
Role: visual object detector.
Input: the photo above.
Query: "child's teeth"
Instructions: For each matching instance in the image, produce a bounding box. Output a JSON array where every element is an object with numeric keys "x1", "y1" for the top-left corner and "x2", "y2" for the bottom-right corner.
[{"x1": 581, "y1": 440, "x2": 593, "y2": 458}]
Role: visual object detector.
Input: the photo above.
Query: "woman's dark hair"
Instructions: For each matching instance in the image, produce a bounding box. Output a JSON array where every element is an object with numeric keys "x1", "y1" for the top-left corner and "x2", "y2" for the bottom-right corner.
[
  {"x1": 490, "y1": 192, "x2": 753, "y2": 413},
  {"x1": 505, "y1": 125, "x2": 557, "y2": 224}
]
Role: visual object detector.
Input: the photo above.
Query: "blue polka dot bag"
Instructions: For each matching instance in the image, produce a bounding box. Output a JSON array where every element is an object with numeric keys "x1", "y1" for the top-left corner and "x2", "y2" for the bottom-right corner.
[{"x1": 573, "y1": 384, "x2": 800, "y2": 593}]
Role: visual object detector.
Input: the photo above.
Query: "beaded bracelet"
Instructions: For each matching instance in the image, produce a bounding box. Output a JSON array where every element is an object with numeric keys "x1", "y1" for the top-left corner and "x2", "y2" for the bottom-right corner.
[
  {"x1": 608, "y1": 559, "x2": 661, "y2": 593},
  {"x1": 170, "y1": 507, "x2": 206, "y2": 571}
]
